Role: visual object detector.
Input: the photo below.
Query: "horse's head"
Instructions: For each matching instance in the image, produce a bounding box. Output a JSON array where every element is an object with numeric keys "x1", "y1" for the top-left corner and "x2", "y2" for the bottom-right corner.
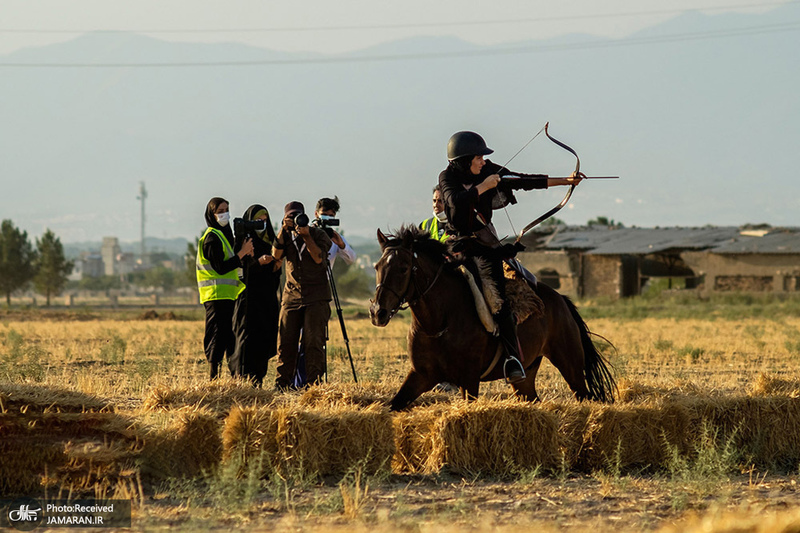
[{"x1": 370, "y1": 228, "x2": 415, "y2": 327}]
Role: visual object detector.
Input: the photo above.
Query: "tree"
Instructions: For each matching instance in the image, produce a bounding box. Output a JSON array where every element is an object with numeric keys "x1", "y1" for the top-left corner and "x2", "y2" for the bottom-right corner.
[
  {"x1": 184, "y1": 233, "x2": 201, "y2": 286},
  {"x1": 587, "y1": 216, "x2": 624, "y2": 228},
  {"x1": 541, "y1": 217, "x2": 566, "y2": 227},
  {"x1": 33, "y1": 229, "x2": 74, "y2": 306},
  {"x1": 135, "y1": 266, "x2": 176, "y2": 293},
  {"x1": 0, "y1": 220, "x2": 38, "y2": 305}
]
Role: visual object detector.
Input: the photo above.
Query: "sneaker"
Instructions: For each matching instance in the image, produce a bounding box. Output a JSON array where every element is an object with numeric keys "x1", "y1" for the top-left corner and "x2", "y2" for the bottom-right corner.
[{"x1": 503, "y1": 356, "x2": 526, "y2": 384}]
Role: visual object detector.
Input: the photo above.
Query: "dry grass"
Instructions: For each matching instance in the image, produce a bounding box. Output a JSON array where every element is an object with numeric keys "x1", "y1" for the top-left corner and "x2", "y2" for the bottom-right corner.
[{"x1": 5, "y1": 309, "x2": 800, "y2": 530}]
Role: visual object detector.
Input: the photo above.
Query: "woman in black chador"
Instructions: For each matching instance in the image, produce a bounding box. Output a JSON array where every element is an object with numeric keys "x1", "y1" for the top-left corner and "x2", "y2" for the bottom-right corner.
[{"x1": 230, "y1": 204, "x2": 282, "y2": 386}]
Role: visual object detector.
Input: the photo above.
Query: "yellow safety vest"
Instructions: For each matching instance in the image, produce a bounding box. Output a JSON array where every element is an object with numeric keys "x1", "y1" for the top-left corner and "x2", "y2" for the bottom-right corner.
[
  {"x1": 421, "y1": 216, "x2": 449, "y2": 243},
  {"x1": 196, "y1": 228, "x2": 245, "y2": 303}
]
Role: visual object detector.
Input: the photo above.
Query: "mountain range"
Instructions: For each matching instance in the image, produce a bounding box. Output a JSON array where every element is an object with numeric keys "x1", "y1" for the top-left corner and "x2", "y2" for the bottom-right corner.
[{"x1": 1, "y1": 3, "x2": 798, "y2": 243}]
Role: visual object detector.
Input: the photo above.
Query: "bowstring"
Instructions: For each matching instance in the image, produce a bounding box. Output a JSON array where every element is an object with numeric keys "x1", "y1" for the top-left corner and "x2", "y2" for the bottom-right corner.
[{"x1": 498, "y1": 124, "x2": 546, "y2": 241}]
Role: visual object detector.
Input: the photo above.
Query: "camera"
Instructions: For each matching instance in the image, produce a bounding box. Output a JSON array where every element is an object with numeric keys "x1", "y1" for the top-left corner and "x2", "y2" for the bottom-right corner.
[
  {"x1": 311, "y1": 216, "x2": 339, "y2": 238},
  {"x1": 233, "y1": 217, "x2": 268, "y2": 236},
  {"x1": 313, "y1": 217, "x2": 340, "y2": 228},
  {"x1": 293, "y1": 213, "x2": 309, "y2": 229}
]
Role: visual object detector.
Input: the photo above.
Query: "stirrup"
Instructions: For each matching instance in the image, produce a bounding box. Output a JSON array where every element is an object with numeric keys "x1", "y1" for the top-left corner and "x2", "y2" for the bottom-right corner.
[{"x1": 503, "y1": 356, "x2": 526, "y2": 384}]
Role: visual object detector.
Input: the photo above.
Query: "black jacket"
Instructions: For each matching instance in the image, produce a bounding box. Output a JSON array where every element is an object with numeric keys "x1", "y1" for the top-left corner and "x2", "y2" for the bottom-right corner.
[
  {"x1": 438, "y1": 159, "x2": 548, "y2": 238},
  {"x1": 202, "y1": 204, "x2": 241, "y2": 275}
]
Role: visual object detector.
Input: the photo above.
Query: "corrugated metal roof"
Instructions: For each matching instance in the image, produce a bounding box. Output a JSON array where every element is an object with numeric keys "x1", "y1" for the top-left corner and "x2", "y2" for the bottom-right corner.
[
  {"x1": 527, "y1": 226, "x2": 800, "y2": 255},
  {"x1": 711, "y1": 228, "x2": 800, "y2": 254}
]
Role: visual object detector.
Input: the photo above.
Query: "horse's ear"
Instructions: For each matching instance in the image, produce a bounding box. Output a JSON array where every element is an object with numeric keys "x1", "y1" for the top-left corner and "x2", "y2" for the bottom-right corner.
[{"x1": 377, "y1": 228, "x2": 387, "y2": 249}]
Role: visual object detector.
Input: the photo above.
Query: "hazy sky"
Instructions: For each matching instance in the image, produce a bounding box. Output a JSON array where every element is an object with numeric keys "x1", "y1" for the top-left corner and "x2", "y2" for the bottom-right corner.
[
  {"x1": 0, "y1": 0, "x2": 787, "y2": 55},
  {"x1": 2, "y1": 0, "x2": 797, "y2": 245}
]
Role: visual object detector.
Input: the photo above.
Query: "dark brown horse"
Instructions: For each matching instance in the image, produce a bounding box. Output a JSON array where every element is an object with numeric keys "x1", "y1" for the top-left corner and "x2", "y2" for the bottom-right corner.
[{"x1": 369, "y1": 226, "x2": 616, "y2": 411}]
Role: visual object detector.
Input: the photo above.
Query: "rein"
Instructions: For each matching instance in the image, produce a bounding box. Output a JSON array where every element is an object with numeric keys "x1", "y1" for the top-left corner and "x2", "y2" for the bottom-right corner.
[{"x1": 374, "y1": 246, "x2": 445, "y2": 321}]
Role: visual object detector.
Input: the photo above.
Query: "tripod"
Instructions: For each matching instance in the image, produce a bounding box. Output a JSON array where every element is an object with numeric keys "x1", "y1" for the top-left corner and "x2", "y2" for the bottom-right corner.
[{"x1": 326, "y1": 256, "x2": 359, "y2": 383}]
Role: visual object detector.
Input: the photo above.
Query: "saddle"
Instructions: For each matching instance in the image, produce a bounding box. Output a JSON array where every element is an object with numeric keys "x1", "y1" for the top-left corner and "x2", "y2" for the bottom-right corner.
[{"x1": 458, "y1": 258, "x2": 545, "y2": 335}]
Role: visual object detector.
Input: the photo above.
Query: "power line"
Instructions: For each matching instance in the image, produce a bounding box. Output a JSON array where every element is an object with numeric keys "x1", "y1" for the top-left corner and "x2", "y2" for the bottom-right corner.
[
  {"x1": 0, "y1": 1, "x2": 794, "y2": 34},
  {"x1": 0, "y1": 20, "x2": 797, "y2": 68}
]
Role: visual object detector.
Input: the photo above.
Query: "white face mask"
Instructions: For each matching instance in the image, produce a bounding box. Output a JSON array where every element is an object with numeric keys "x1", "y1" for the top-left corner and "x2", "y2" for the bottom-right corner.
[
  {"x1": 435, "y1": 210, "x2": 448, "y2": 223},
  {"x1": 319, "y1": 214, "x2": 335, "y2": 221},
  {"x1": 216, "y1": 212, "x2": 230, "y2": 227}
]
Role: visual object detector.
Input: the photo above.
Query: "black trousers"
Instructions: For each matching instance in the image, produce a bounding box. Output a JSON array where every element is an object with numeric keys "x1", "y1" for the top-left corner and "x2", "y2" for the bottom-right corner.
[
  {"x1": 203, "y1": 299, "x2": 236, "y2": 379},
  {"x1": 462, "y1": 240, "x2": 521, "y2": 361}
]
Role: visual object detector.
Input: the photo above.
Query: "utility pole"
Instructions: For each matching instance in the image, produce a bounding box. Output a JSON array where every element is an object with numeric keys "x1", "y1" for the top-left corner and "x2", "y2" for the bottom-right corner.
[{"x1": 137, "y1": 182, "x2": 147, "y2": 265}]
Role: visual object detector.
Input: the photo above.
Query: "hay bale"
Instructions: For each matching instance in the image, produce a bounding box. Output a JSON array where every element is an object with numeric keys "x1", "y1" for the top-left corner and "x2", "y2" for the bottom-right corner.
[
  {"x1": 222, "y1": 405, "x2": 280, "y2": 470},
  {"x1": 691, "y1": 396, "x2": 800, "y2": 468},
  {"x1": 139, "y1": 408, "x2": 223, "y2": 479},
  {"x1": 221, "y1": 403, "x2": 395, "y2": 478},
  {"x1": 580, "y1": 401, "x2": 695, "y2": 473},
  {"x1": 542, "y1": 402, "x2": 592, "y2": 470},
  {"x1": 616, "y1": 378, "x2": 710, "y2": 404},
  {"x1": 298, "y1": 382, "x2": 456, "y2": 409},
  {"x1": 432, "y1": 399, "x2": 560, "y2": 476},
  {"x1": 141, "y1": 381, "x2": 275, "y2": 415},
  {"x1": 0, "y1": 411, "x2": 139, "y2": 496},
  {"x1": 299, "y1": 383, "x2": 393, "y2": 408},
  {"x1": 749, "y1": 373, "x2": 800, "y2": 397},
  {"x1": 277, "y1": 403, "x2": 394, "y2": 477},
  {"x1": 392, "y1": 405, "x2": 449, "y2": 474},
  {"x1": 0, "y1": 383, "x2": 112, "y2": 414}
]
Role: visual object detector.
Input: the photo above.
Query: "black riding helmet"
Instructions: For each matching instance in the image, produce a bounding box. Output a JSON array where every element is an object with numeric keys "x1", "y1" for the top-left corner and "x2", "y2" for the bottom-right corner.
[{"x1": 447, "y1": 131, "x2": 494, "y2": 161}]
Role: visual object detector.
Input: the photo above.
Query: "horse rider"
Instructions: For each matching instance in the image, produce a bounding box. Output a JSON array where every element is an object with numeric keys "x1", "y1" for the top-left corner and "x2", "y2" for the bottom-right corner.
[
  {"x1": 438, "y1": 131, "x2": 582, "y2": 383},
  {"x1": 420, "y1": 184, "x2": 450, "y2": 243}
]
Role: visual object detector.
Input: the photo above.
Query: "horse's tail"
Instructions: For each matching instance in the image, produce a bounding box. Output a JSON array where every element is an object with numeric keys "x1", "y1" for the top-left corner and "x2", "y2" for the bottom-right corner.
[{"x1": 562, "y1": 296, "x2": 617, "y2": 403}]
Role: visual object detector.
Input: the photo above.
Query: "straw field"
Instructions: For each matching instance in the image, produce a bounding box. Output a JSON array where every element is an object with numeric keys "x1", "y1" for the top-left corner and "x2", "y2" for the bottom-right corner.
[{"x1": 3, "y1": 302, "x2": 800, "y2": 531}]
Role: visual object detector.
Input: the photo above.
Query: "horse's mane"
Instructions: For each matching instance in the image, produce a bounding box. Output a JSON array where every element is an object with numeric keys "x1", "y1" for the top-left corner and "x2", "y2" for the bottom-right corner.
[{"x1": 383, "y1": 224, "x2": 449, "y2": 261}]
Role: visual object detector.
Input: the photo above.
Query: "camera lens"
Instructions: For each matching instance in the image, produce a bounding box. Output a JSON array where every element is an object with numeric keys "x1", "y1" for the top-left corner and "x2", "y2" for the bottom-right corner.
[{"x1": 294, "y1": 213, "x2": 309, "y2": 228}]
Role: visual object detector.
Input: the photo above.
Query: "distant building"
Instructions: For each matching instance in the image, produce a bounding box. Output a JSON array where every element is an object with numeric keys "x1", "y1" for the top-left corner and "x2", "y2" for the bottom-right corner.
[
  {"x1": 116, "y1": 252, "x2": 137, "y2": 276},
  {"x1": 101, "y1": 237, "x2": 121, "y2": 276},
  {"x1": 518, "y1": 225, "x2": 800, "y2": 299},
  {"x1": 70, "y1": 252, "x2": 104, "y2": 280}
]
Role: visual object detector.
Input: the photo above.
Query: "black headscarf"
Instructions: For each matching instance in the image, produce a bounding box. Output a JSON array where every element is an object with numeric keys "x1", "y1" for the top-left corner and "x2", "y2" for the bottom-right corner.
[
  {"x1": 204, "y1": 196, "x2": 235, "y2": 246},
  {"x1": 242, "y1": 204, "x2": 276, "y2": 245},
  {"x1": 449, "y1": 157, "x2": 476, "y2": 183}
]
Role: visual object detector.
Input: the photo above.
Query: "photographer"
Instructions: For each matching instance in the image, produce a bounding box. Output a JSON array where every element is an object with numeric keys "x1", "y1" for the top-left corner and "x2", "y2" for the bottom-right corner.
[
  {"x1": 272, "y1": 201, "x2": 332, "y2": 390},
  {"x1": 197, "y1": 197, "x2": 253, "y2": 380},
  {"x1": 314, "y1": 196, "x2": 356, "y2": 267},
  {"x1": 230, "y1": 204, "x2": 282, "y2": 387}
]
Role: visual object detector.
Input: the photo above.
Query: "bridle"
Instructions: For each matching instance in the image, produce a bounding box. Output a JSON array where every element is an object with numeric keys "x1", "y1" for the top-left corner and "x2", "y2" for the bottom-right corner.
[{"x1": 372, "y1": 245, "x2": 445, "y2": 322}]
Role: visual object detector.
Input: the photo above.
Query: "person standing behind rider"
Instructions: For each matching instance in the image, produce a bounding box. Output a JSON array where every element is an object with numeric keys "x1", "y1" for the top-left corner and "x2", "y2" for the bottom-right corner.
[
  {"x1": 230, "y1": 204, "x2": 282, "y2": 387},
  {"x1": 314, "y1": 196, "x2": 356, "y2": 268},
  {"x1": 420, "y1": 185, "x2": 449, "y2": 243},
  {"x1": 438, "y1": 131, "x2": 581, "y2": 384},
  {"x1": 272, "y1": 201, "x2": 333, "y2": 390},
  {"x1": 196, "y1": 197, "x2": 253, "y2": 380}
]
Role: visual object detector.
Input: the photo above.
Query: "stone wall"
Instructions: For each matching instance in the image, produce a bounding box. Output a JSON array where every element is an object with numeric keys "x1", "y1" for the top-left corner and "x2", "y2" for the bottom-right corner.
[
  {"x1": 581, "y1": 255, "x2": 622, "y2": 298},
  {"x1": 682, "y1": 252, "x2": 800, "y2": 293},
  {"x1": 516, "y1": 251, "x2": 580, "y2": 297}
]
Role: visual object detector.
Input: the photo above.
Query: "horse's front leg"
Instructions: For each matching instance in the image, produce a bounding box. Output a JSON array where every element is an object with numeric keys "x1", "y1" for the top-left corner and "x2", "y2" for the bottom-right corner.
[
  {"x1": 390, "y1": 370, "x2": 435, "y2": 411},
  {"x1": 459, "y1": 381, "x2": 480, "y2": 401}
]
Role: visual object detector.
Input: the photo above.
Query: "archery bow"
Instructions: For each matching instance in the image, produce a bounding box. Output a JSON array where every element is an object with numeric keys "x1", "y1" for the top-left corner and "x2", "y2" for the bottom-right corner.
[{"x1": 513, "y1": 122, "x2": 584, "y2": 244}]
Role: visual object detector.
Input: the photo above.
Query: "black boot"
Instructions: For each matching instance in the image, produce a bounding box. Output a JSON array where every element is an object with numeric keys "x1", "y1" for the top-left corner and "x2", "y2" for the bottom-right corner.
[{"x1": 497, "y1": 309, "x2": 526, "y2": 384}]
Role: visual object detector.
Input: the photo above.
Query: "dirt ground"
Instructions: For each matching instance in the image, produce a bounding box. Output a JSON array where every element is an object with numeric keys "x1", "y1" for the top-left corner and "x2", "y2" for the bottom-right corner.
[{"x1": 131, "y1": 472, "x2": 800, "y2": 532}]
